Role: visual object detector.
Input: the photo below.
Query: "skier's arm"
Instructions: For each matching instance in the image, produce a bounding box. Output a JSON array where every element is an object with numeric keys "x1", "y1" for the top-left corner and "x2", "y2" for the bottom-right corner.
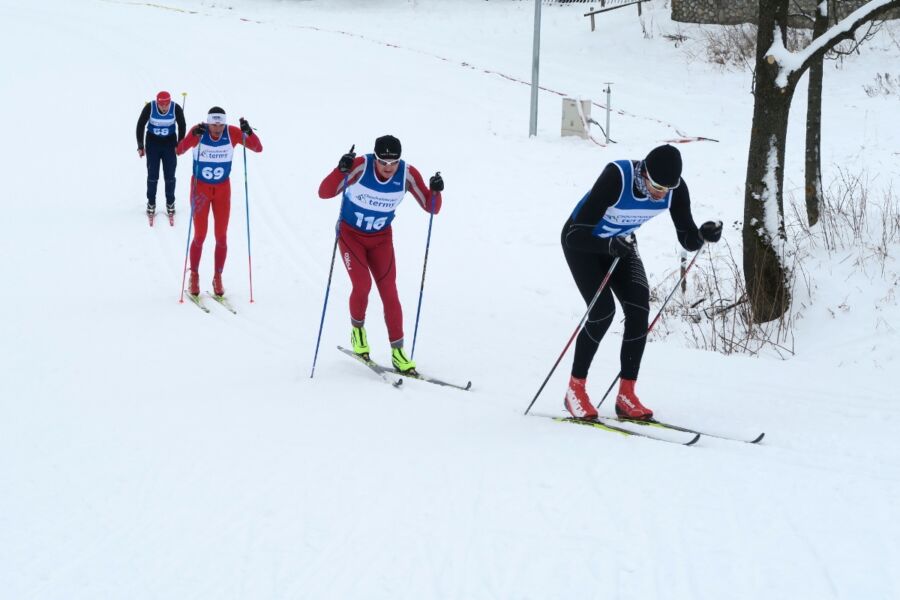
[
  {"x1": 135, "y1": 103, "x2": 150, "y2": 150},
  {"x1": 229, "y1": 125, "x2": 263, "y2": 152},
  {"x1": 406, "y1": 165, "x2": 442, "y2": 214},
  {"x1": 668, "y1": 181, "x2": 705, "y2": 251},
  {"x1": 176, "y1": 128, "x2": 201, "y2": 156},
  {"x1": 318, "y1": 156, "x2": 365, "y2": 199},
  {"x1": 175, "y1": 104, "x2": 186, "y2": 143},
  {"x1": 561, "y1": 163, "x2": 622, "y2": 254}
]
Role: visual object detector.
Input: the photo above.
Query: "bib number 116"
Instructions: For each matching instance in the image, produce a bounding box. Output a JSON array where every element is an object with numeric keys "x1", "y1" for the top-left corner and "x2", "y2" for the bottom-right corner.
[{"x1": 354, "y1": 212, "x2": 387, "y2": 231}]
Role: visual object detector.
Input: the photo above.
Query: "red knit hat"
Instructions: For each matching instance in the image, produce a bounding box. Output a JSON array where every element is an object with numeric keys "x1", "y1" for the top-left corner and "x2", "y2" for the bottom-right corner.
[{"x1": 156, "y1": 91, "x2": 171, "y2": 103}]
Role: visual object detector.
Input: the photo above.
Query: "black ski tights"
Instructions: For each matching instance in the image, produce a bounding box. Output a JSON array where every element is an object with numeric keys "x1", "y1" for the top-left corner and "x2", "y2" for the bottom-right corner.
[{"x1": 562, "y1": 242, "x2": 650, "y2": 381}]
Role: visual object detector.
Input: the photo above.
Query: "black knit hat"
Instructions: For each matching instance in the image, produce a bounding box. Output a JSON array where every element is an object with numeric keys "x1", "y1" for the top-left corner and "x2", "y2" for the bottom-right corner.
[
  {"x1": 374, "y1": 135, "x2": 402, "y2": 160},
  {"x1": 644, "y1": 144, "x2": 682, "y2": 188}
]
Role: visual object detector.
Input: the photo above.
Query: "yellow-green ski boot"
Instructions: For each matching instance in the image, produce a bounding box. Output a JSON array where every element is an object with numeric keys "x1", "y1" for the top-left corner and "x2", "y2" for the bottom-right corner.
[
  {"x1": 391, "y1": 346, "x2": 417, "y2": 375},
  {"x1": 350, "y1": 326, "x2": 371, "y2": 360}
]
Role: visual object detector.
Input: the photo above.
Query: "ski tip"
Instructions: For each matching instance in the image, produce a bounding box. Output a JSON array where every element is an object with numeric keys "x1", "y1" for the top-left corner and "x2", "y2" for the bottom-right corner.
[
  {"x1": 685, "y1": 433, "x2": 701, "y2": 446},
  {"x1": 464, "y1": 381, "x2": 473, "y2": 391},
  {"x1": 393, "y1": 378, "x2": 403, "y2": 388},
  {"x1": 750, "y1": 432, "x2": 766, "y2": 444}
]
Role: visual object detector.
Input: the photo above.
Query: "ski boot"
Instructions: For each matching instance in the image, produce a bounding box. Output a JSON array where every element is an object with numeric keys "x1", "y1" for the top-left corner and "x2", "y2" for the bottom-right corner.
[
  {"x1": 391, "y1": 346, "x2": 417, "y2": 375},
  {"x1": 350, "y1": 325, "x2": 370, "y2": 360},
  {"x1": 146, "y1": 202, "x2": 156, "y2": 226},
  {"x1": 166, "y1": 201, "x2": 175, "y2": 226},
  {"x1": 564, "y1": 375, "x2": 598, "y2": 419},
  {"x1": 615, "y1": 379, "x2": 653, "y2": 421},
  {"x1": 188, "y1": 270, "x2": 200, "y2": 297},
  {"x1": 212, "y1": 273, "x2": 225, "y2": 297}
]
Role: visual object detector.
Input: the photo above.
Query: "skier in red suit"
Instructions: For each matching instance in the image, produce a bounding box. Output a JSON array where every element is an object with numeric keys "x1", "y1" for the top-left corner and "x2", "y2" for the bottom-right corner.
[
  {"x1": 318, "y1": 135, "x2": 443, "y2": 374},
  {"x1": 176, "y1": 106, "x2": 263, "y2": 297}
]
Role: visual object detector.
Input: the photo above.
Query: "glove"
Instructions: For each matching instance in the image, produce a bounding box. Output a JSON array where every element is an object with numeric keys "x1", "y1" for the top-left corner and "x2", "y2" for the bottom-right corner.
[
  {"x1": 239, "y1": 117, "x2": 253, "y2": 136},
  {"x1": 137, "y1": 148, "x2": 145, "y2": 158},
  {"x1": 429, "y1": 171, "x2": 444, "y2": 192},
  {"x1": 191, "y1": 123, "x2": 207, "y2": 137},
  {"x1": 607, "y1": 234, "x2": 636, "y2": 258},
  {"x1": 699, "y1": 220, "x2": 723, "y2": 243},
  {"x1": 338, "y1": 145, "x2": 356, "y2": 173}
]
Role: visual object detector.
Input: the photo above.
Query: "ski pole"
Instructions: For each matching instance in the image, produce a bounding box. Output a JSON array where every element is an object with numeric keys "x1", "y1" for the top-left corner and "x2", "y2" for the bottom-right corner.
[
  {"x1": 410, "y1": 186, "x2": 438, "y2": 359},
  {"x1": 524, "y1": 257, "x2": 620, "y2": 415},
  {"x1": 178, "y1": 138, "x2": 202, "y2": 302},
  {"x1": 310, "y1": 146, "x2": 354, "y2": 379},
  {"x1": 594, "y1": 246, "x2": 705, "y2": 410},
  {"x1": 181, "y1": 92, "x2": 187, "y2": 114},
  {"x1": 242, "y1": 136, "x2": 254, "y2": 303}
]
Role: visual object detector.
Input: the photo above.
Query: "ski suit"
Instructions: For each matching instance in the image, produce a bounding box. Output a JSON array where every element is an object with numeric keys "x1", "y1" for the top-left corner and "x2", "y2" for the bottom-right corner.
[
  {"x1": 176, "y1": 126, "x2": 263, "y2": 275},
  {"x1": 318, "y1": 154, "x2": 442, "y2": 346},
  {"x1": 136, "y1": 100, "x2": 186, "y2": 205},
  {"x1": 561, "y1": 159, "x2": 704, "y2": 380}
]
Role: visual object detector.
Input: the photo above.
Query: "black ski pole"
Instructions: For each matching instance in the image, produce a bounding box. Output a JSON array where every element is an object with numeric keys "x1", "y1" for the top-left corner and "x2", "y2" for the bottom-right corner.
[
  {"x1": 310, "y1": 145, "x2": 354, "y2": 379},
  {"x1": 411, "y1": 186, "x2": 438, "y2": 359},
  {"x1": 594, "y1": 246, "x2": 705, "y2": 410},
  {"x1": 524, "y1": 257, "x2": 620, "y2": 415}
]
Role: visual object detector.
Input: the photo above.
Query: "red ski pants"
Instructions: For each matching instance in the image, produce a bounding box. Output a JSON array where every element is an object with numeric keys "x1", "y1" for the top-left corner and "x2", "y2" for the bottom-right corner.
[
  {"x1": 189, "y1": 179, "x2": 231, "y2": 275},
  {"x1": 338, "y1": 222, "x2": 404, "y2": 344}
]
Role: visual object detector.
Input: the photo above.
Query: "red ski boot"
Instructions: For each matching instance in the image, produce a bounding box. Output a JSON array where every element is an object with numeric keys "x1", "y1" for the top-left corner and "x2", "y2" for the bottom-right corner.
[
  {"x1": 212, "y1": 273, "x2": 225, "y2": 297},
  {"x1": 188, "y1": 270, "x2": 200, "y2": 297},
  {"x1": 564, "y1": 376, "x2": 598, "y2": 419},
  {"x1": 615, "y1": 379, "x2": 653, "y2": 421}
]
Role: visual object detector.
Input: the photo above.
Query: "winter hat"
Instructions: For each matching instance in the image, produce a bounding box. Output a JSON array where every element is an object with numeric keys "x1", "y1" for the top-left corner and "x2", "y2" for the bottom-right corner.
[
  {"x1": 644, "y1": 144, "x2": 682, "y2": 189},
  {"x1": 374, "y1": 135, "x2": 402, "y2": 160},
  {"x1": 206, "y1": 106, "x2": 227, "y2": 125},
  {"x1": 156, "y1": 91, "x2": 171, "y2": 103}
]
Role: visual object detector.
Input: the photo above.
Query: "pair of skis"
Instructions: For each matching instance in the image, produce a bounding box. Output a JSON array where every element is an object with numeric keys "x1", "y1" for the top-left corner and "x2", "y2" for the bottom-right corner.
[
  {"x1": 185, "y1": 291, "x2": 237, "y2": 314},
  {"x1": 548, "y1": 414, "x2": 765, "y2": 446},
  {"x1": 337, "y1": 346, "x2": 472, "y2": 391},
  {"x1": 148, "y1": 210, "x2": 175, "y2": 227},
  {"x1": 337, "y1": 346, "x2": 761, "y2": 446}
]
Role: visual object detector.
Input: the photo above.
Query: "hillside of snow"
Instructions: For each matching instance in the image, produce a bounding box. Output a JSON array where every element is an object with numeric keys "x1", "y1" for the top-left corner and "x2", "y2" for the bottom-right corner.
[{"x1": 1, "y1": 1, "x2": 898, "y2": 598}]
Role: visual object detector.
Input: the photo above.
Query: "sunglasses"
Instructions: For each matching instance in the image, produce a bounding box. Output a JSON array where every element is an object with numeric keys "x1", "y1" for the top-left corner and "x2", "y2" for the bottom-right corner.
[
  {"x1": 645, "y1": 169, "x2": 679, "y2": 193},
  {"x1": 376, "y1": 157, "x2": 400, "y2": 167}
]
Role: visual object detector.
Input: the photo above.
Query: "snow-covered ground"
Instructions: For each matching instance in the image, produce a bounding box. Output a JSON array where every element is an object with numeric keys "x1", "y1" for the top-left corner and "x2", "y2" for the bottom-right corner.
[{"x1": 1, "y1": 0, "x2": 898, "y2": 598}]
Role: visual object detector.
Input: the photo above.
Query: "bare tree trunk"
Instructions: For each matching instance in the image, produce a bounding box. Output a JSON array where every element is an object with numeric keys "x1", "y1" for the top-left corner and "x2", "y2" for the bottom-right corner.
[
  {"x1": 804, "y1": 2, "x2": 829, "y2": 227},
  {"x1": 743, "y1": 0, "x2": 900, "y2": 322},
  {"x1": 743, "y1": 0, "x2": 794, "y2": 322}
]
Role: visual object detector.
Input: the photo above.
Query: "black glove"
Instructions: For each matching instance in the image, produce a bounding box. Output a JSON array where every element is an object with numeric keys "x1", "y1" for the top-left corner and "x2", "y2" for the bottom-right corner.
[
  {"x1": 191, "y1": 123, "x2": 207, "y2": 137},
  {"x1": 429, "y1": 172, "x2": 444, "y2": 192},
  {"x1": 338, "y1": 145, "x2": 356, "y2": 173},
  {"x1": 607, "y1": 234, "x2": 636, "y2": 258},
  {"x1": 239, "y1": 117, "x2": 253, "y2": 136},
  {"x1": 699, "y1": 220, "x2": 723, "y2": 243}
]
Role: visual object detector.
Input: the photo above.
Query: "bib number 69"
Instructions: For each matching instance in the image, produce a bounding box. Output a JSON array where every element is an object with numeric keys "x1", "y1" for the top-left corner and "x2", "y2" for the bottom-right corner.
[{"x1": 201, "y1": 167, "x2": 225, "y2": 180}]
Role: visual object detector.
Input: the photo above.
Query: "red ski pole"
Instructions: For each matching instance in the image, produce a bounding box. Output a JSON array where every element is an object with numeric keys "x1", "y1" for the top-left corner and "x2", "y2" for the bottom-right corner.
[
  {"x1": 524, "y1": 257, "x2": 620, "y2": 415},
  {"x1": 594, "y1": 246, "x2": 705, "y2": 410}
]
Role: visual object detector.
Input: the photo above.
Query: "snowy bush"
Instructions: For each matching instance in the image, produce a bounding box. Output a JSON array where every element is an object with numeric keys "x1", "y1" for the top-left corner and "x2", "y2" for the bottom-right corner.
[
  {"x1": 648, "y1": 169, "x2": 900, "y2": 358},
  {"x1": 863, "y1": 72, "x2": 900, "y2": 97}
]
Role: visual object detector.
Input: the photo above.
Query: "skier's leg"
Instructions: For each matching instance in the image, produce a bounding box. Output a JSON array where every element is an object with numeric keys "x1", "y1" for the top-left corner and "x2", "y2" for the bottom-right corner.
[
  {"x1": 610, "y1": 253, "x2": 653, "y2": 419},
  {"x1": 161, "y1": 144, "x2": 177, "y2": 205},
  {"x1": 563, "y1": 243, "x2": 616, "y2": 380},
  {"x1": 189, "y1": 184, "x2": 212, "y2": 272},
  {"x1": 338, "y1": 224, "x2": 373, "y2": 328},
  {"x1": 146, "y1": 141, "x2": 161, "y2": 205},
  {"x1": 211, "y1": 181, "x2": 231, "y2": 275},
  {"x1": 369, "y1": 229, "x2": 404, "y2": 346}
]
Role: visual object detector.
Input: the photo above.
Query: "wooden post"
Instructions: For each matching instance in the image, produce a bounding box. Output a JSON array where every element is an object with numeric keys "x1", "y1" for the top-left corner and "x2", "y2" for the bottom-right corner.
[
  {"x1": 637, "y1": 0, "x2": 642, "y2": 16},
  {"x1": 590, "y1": 8, "x2": 595, "y2": 31}
]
